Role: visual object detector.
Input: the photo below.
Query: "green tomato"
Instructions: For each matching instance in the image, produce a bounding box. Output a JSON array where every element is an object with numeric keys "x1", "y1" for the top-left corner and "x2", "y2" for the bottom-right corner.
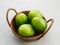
[
  {"x1": 28, "y1": 10, "x2": 42, "y2": 21},
  {"x1": 31, "y1": 17, "x2": 47, "y2": 33},
  {"x1": 15, "y1": 13, "x2": 28, "y2": 27},
  {"x1": 18, "y1": 24, "x2": 35, "y2": 37}
]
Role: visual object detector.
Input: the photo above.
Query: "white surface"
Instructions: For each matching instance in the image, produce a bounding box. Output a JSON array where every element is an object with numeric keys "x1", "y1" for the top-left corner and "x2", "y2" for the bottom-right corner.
[{"x1": 0, "y1": 0, "x2": 60, "y2": 45}]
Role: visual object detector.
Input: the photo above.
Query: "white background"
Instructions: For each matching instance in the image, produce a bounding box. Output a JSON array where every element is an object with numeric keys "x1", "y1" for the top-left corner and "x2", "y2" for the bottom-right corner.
[{"x1": 0, "y1": 0, "x2": 60, "y2": 45}]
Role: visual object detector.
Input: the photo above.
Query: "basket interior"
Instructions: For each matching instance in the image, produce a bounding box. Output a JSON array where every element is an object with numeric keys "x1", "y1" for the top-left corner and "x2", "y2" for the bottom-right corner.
[{"x1": 11, "y1": 11, "x2": 47, "y2": 37}]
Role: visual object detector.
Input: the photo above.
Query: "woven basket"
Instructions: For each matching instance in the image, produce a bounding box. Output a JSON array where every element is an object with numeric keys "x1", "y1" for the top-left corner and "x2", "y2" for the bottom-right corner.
[{"x1": 6, "y1": 8, "x2": 54, "y2": 41}]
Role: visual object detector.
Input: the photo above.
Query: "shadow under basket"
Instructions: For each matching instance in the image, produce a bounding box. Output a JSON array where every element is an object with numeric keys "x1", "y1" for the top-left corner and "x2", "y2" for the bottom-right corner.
[{"x1": 6, "y1": 8, "x2": 54, "y2": 41}]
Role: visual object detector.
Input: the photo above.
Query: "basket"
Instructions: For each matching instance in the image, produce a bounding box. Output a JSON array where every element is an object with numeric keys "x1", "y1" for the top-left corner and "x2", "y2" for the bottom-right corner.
[{"x1": 6, "y1": 8, "x2": 54, "y2": 41}]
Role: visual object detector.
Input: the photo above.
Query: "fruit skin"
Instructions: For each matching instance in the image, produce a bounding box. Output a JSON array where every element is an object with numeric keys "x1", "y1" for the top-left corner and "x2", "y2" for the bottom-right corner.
[
  {"x1": 18, "y1": 24, "x2": 35, "y2": 37},
  {"x1": 28, "y1": 10, "x2": 42, "y2": 21},
  {"x1": 15, "y1": 13, "x2": 28, "y2": 27},
  {"x1": 31, "y1": 17, "x2": 47, "y2": 33}
]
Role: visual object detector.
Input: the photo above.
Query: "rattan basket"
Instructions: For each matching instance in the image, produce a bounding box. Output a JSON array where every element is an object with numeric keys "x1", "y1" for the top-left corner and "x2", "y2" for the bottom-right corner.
[{"x1": 6, "y1": 8, "x2": 54, "y2": 41}]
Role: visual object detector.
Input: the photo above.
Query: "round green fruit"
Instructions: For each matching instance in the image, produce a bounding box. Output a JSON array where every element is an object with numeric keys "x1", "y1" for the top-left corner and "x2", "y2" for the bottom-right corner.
[
  {"x1": 31, "y1": 17, "x2": 47, "y2": 33},
  {"x1": 15, "y1": 13, "x2": 28, "y2": 27},
  {"x1": 18, "y1": 24, "x2": 35, "y2": 37},
  {"x1": 28, "y1": 10, "x2": 42, "y2": 21}
]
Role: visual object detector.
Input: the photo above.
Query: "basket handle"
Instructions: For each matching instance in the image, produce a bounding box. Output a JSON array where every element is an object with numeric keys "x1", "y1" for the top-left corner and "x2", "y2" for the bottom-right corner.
[
  {"x1": 39, "y1": 19, "x2": 54, "y2": 38},
  {"x1": 46, "y1": 19, "x2": 54, "y2": 33},
  {"x1": 6, "y1": 8, "x2": 17, "y2": 27}
]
